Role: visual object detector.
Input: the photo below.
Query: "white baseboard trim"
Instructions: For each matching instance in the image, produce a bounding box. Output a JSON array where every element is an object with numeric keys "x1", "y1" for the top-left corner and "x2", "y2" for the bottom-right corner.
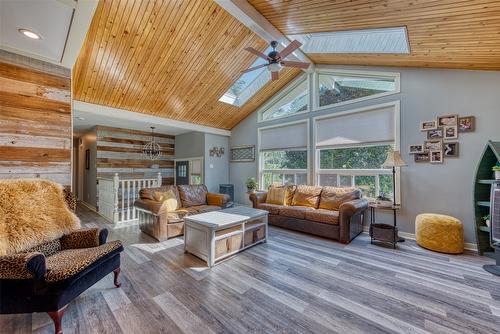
[
  {"x1": 362, "y1": 225, "x2": 477, "y2": 252},
  {"x1": 79, "y1": 201, "x2": 97, "y2": 212}
]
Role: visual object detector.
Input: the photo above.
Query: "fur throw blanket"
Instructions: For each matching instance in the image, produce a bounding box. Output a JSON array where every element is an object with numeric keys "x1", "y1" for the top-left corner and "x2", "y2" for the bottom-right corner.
[{"x1": 0, "y1": 179, "x2": 80, "y2": 255}]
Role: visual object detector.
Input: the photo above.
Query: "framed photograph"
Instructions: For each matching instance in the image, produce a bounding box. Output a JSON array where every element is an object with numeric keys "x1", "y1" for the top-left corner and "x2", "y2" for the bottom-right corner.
[
  {"x1": 458, "y1": 116, "x2": 475, "y2": 133},
  {"x1": 424, "y1": 139, "x2": 442, "y2": 151},
  {"x1": 437, "y1": 114, "x2": 458, "y2": 127},
  {"x1": 443, "y1": 142, "x2": 459, "y2": 157},
  {"x1": 443, "y1": 125, "x2": 458, "y2": 139},
  {"x1": 409, "y1": 144, "x2": 424, "y2": 154},
  {"x1": 420, "y1": 120, "x2": 437, "y2": 131},
  {"x1": 85, "y1": 149, "x2": 90, "y2": 170},
  {"x1": 426, "y1": 127, "x2": 443, "y2": 139},
  {"x1": 430, "y1": 150, "x2": 443, "y2": 164},
  {"x1": 414, "y1": 152, "x2": 430, "y2": 163}
]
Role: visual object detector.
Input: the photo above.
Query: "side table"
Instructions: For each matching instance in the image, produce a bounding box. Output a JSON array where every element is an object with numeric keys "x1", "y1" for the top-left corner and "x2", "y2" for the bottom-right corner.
[{"x1": 369, "y1": 203, "x2": 403, "y2": 249}]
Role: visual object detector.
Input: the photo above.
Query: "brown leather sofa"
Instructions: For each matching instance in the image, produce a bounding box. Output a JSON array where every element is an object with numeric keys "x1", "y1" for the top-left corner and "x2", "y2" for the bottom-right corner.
[
  {"x1": 134, "y1": 184, "x2": 230, "y2": 241},
  {"x1": 250, "y1": 185, "x2": 368, "y2": 243}
]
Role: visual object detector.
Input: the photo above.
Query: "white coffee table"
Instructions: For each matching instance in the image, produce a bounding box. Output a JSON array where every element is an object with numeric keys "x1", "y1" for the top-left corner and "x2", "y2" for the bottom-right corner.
[{"x1": 184, "y1": 206, "x2": 268, "y2": 267}]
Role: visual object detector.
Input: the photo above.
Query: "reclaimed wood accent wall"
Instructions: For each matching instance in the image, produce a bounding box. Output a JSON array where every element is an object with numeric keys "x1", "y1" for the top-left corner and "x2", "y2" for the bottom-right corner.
[
  {"x1": 0, "y1": 50, "x2": 72, "y2": 186},
  {"x1": 96, "y1": 126, "x2": 175, "y2": 184}
]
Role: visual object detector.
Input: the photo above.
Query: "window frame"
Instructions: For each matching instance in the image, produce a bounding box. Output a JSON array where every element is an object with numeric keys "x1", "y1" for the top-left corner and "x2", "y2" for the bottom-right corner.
[
  {"x1": 257, "y1": 119, "x2": 310, "y2": 190},
  {"x1": 257, "y1": 73, "x2": 310, "y2": 123},
  {"x1": 312, "y1": 68, "x2": 400, "y2": 112},
  {"x1": 313, "y1": 101, "x2": 401, "y2": 202}
]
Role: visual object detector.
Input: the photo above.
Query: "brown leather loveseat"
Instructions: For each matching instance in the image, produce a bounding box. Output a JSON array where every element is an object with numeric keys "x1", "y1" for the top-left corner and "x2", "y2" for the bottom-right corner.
[
  {"x1": 134, "y1": 184, "x2": 230, "y2": 241},
  {"x1": 250, "y1": 185, "x2": 368, "y2": 243}
]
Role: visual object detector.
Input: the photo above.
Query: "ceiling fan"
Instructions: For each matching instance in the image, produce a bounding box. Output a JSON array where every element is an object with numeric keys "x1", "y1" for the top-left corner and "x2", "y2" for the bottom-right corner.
[{"x1": 242, "y1": 40, "x2": 310, "y2": 80}]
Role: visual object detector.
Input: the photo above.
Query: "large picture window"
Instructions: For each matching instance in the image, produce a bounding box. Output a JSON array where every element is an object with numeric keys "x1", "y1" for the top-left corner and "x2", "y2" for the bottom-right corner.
[
  {"x1": 317, "y1": 70, "x2": 399, "y2": 109},
  {"x1": 258, "y1": 121, "x2": 309, "y2": 190},
  {"x1": 314, "y1": 102, "x2": 399, "y2": 200},
  {"x1": 260, "y1": 76, "x2": 308, "y2": 121}
]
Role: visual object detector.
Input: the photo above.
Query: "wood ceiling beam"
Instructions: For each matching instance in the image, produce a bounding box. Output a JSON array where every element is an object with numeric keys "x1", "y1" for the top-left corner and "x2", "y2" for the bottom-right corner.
[{"x1": 214, "y1": 0, "x2": 314, "y2": 70}]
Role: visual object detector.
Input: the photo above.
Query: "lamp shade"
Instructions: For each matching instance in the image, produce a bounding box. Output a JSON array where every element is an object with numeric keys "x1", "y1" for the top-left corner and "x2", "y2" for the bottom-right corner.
[{"x1": 382, "y1": 150, "x2": 407, "y2": 168}]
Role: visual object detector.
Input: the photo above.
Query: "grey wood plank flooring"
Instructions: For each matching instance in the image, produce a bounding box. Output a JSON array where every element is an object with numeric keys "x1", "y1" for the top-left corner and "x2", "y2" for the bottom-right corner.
[{"x1": 1, "y1": 205, "x2": 499, "y2": 334}]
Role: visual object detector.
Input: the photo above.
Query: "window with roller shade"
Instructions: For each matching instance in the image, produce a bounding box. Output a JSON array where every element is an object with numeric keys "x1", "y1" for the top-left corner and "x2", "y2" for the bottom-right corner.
[
  {"x1": 260, "y1": 76, "x2": 309, "y2": 122},
  {"x1": 314, "y1": 102, "x2": 399, "y2": 200},
  {"x1": 258, "y1": 120, "x2": 309, "y2": 190}
]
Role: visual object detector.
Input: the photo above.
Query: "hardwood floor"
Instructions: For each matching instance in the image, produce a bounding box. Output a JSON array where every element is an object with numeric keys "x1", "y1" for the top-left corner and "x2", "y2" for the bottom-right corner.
[{"x1": 2, "y1": 205, "x2": 499, "y2": 334}]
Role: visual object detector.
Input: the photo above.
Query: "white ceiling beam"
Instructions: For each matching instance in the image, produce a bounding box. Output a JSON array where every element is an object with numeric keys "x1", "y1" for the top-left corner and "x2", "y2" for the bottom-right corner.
[
  {"x1": 214, "y1": 0, "x2": 314, "y2": 70},
  {"x1": 73, "y1": 101, "x2": 232, "y2": 137},
  {"x1": 61, "y1": 0, "x2": 98, "y2": 68}
]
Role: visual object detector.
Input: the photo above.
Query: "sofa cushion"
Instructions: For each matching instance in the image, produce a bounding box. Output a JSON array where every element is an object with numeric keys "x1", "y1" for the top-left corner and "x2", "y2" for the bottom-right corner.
[
  {"x1": 153, "y1": 188, "x2": 181, "y2": 211},
  {"x1": 140, "y1": 186, "x2": 178, "y2": 200},
  {"x1": 257, "y1": 203, "x2": 284, "y2": 215},
  {"x1": 177, "y1": 185, "x2": 208, "y2": 207},
  {"x1": 189, "y1": 205, "x2": 220, "y2": 213},
  {"x1": 291, "y1": 185, "x2": 322, "y2": 208},
  {"x1": 305, "y1": 209, "x2": 340, "y2": 225},
  {"x1": 279, "y1": 206, "x2": 315, "y2": 219},
  {"x1": 45, "y1": 240, "x2": 123, "y2": 283}
]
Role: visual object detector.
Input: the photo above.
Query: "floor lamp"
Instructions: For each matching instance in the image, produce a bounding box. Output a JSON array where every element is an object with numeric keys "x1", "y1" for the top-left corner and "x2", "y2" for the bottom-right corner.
[{"x1": 382, "y1": 150, "x2": 407, "y2": 206}]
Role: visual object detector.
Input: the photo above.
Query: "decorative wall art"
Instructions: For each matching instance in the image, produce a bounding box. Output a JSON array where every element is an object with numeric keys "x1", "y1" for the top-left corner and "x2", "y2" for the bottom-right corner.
[
  {"x1": 230, "y1": 145, "x2": 255, "y2": 162},
  {"x1": 209, "y1": 147, "x2": 225, "y2": 157},
  {"x1": 410, "y1": 114, "x2": 474, "y2": 163}
]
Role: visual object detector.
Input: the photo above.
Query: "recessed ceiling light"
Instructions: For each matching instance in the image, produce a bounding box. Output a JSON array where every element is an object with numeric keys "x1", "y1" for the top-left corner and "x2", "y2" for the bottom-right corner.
[{"x1": 18, "y1": 29, "x2": 41, "y2": 40}]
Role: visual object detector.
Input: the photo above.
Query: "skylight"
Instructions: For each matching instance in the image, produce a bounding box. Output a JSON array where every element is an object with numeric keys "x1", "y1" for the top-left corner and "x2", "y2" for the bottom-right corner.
[
  {"x1": 219, "y1": 47, "x2": 272, "y2": 107},
  {"x1": 288, "y1": 27, "x2": 409, "y2": 54}
]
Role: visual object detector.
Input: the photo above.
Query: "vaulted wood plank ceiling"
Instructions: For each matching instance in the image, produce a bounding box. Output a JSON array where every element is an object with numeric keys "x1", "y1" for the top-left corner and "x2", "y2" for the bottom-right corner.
[
  {"x1": 73, "y1": 0, "x2": 300, "y2": 130},
  {"x1": 249, "y1": 0, "x2": 500, "y2": 70}
]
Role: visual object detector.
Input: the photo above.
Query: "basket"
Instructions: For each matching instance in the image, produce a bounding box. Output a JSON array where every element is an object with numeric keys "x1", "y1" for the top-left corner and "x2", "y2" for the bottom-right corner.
[{"x1": 371, "y1": 223, "x2": 397, "y2": 242}]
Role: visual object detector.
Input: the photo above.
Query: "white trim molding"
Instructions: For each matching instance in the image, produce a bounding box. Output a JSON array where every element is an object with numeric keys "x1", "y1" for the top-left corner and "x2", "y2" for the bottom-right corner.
[{"x1": 73, "y1": 100, "x2": 231, "y2": 137}]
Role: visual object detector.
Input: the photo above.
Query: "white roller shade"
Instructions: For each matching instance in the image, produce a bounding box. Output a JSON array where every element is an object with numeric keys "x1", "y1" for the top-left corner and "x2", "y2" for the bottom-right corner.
[
  {"x1": 316, "y1": 105, "x2": 395, "y2": 148},
  {"x1": 260, "y1": 121, "x2": 308, "y2": 151}
]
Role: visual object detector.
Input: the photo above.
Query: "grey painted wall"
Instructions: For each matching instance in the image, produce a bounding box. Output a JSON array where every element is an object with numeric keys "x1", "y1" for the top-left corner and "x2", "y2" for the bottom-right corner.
[
  {"x1": 204, "y1": 133, "x2": 229, "y2": 193},
  {"x1": 81, "y1": 128, "x2": 97, "y2": 208},
  {"x1": 175, "y1": 132, "x2": 205, "y2": 159},
  {"x1": 229, "y1": 65, "x2": 500, "y2": 244}
]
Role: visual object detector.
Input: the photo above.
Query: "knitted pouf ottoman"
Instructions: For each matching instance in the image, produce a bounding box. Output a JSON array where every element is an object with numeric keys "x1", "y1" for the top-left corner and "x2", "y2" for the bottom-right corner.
[{"x1": 415, "y1": 213, "x2": 464, "y2": 254}]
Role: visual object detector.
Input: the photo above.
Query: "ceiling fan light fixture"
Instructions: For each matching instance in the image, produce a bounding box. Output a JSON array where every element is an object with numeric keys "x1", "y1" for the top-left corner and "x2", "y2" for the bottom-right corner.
[{"x1": 268, "y1": 62, "x2": 282, "y2": 72}]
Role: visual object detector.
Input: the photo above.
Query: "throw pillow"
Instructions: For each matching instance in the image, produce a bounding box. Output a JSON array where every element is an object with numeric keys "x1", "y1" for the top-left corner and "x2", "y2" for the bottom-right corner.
[
  {"x1": 319, "y1": 187, "x2": 361, "y2": 211},
  {"x1": 266, "y1": 186, "x2": 286, "y2": 205},
  {"x1": 291, "y1": 185, "x2": 322, "y2": 208},
  {"x1": 153, "y1": 189, "x2": 180, "y2": 211}
]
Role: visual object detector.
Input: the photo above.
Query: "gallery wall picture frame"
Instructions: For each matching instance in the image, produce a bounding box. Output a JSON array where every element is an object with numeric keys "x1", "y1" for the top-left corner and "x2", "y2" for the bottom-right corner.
[
  {"x1": 230, "y1": 145, "x2": 255, "y2": 162},
  {"x1": 420, "y1": 120, "x2": 437, "y2": 131},
  {"x1": 427, "y1": 128, "x2": 443, "y2": 139},
  {"x1": 409, "y1": 144, "x2": 424, "y2": 154},
  {"x1": 443, "y1": 125, "x2": 458, "y2": 139},
  {"x1": 444, "y1": 142, "x2": 459, "y2": 157},
  {"x1": 414, "y1": 152, "x2": 430, "y2": 162},
  {"x1": 430, "y1": 150, "x2": 443, "y2": 164},
  {"x1": 437, "y1": 114, "x2": 458, "y2": 127},
  {"x1": 424, "y1": 139, "x2": 442, "y2": 151},
  {"x1": 458, "y1": 116, "x2": 475, "y2": 133}
]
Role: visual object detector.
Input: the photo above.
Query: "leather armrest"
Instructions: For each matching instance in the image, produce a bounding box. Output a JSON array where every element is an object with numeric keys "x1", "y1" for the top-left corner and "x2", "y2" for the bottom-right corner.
[
  {"x1": 61, "y1": 228, "x2": 107, "y2": 249},
  {"x1": 249, "y1": 191, "x2": 267, "y2": 208},
  {"x1": 339, "y1": 198, "x2": 368, "y2": 217},
  {"x1": 0, "y1": 252, "x2": 46, "y2": 280},
  {"x1": 207, "y1": 192, "x2": 230, "y2": 207},
  {"x1": 134, "y1": 198, "x2": 165, "y2": 216}
]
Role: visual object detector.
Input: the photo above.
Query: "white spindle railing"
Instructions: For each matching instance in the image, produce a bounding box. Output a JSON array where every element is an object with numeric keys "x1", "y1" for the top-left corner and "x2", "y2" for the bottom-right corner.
[{"x1": 97, "y1": 172, "x2": 162, "y2": 224}]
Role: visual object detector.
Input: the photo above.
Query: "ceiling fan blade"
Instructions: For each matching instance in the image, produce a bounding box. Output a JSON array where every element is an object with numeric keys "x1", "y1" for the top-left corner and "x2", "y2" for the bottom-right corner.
[
  {"x1": 281, "y1": 60, "x2": 310, "y2": 69},
  {"x1": 244, "y1": 47, "x2": 270, "y2": 61},
  {"x1": 241, "y1": 63, "x2": 268, "y2": 73},
  {"x1": 277, "y1": 40, "x2": 302, "y2": 59},
  {"x1": 271, "y1": 71, "x2": 279, "y2": 81}
]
